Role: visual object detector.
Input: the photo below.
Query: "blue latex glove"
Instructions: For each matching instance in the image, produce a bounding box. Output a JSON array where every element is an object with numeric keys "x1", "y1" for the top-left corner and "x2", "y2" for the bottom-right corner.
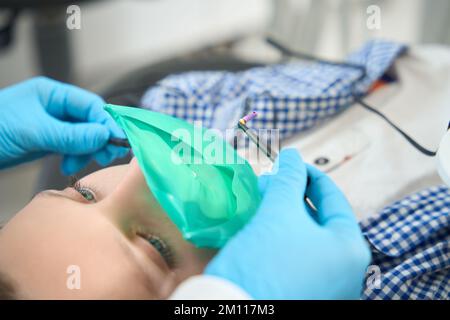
[
  {"x1": 205, "y1": 149, "x2": 371, "y2": 299},
  {"x1": 0, "y1": 77, "x2": 128, "y2": 174}
]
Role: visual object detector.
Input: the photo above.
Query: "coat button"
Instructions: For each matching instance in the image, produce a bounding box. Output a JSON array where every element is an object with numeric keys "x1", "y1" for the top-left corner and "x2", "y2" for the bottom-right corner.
[{"x1": 314, "y1": 157, "x2": 329, "y2": 166}]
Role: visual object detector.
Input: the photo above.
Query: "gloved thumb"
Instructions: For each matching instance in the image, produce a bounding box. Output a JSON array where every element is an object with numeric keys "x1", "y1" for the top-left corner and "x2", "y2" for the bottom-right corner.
[
  {"x1": 255, "y1": 148, "x2": 309, "y2": 217},
  {"x1": 257, "y1": 173, "x2": 271, "y2": 195},
  {"x1": 42, "y1": 119, "x2": 110, "y2": 155}
]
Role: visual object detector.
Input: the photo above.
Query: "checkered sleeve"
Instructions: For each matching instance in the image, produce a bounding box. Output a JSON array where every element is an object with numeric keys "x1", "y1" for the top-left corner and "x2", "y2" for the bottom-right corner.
[
  {"x1": 141, "y1": 40, "x2": 406, "y2": 140},
  {"x1": 361, "y1": 185, "x2": 450, "y2": 300}
]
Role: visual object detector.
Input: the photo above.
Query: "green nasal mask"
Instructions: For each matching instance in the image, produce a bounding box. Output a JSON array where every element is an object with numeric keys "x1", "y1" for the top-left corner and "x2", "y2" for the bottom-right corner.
[{"x1": 105, "y1": 104, "x2": 261, "y2": 248}]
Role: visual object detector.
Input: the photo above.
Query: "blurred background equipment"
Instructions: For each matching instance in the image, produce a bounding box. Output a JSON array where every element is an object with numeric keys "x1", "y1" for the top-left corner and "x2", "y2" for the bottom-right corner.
[
  {"x1": 0, "y1": 0, "x2": 449, "y2": 220},
  {"x1": 0, "y1": 0, "x2": 102, "y2": 83}
]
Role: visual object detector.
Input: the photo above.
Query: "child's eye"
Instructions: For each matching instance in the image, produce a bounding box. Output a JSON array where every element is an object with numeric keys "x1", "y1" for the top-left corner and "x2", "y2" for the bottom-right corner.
[
  {"x1": 69, "y1": 177, "x2": 97, "y2": 203},
  {"x1": 76, "y1": 187, "x2": 96, "y2": 202},
  {"x1": 137, "y1": 232, "x2": 174, "y2": 268}
]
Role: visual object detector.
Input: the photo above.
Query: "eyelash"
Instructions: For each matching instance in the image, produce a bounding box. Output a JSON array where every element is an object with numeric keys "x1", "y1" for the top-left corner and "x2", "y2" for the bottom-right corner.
[
  {"x1": 69, "y1": 176, "x2": 97, "y2": 203},
  {"x1": 134, "y1": 229, "x2": 175, "y2": 268}
]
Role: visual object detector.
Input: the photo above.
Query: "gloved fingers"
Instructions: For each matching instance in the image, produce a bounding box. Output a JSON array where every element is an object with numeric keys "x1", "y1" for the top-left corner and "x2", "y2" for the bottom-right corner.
[
  {"x1": 92, "y1": 146, "x2": 120, "y2": 167},
  {"x1": 36, "y1": 77, "x2": 125, "y2": 139},
  {"x1": 61, "y1": 155, "x2": 91, "y2": 176},
  {"x1": 268, "y1": 148, "x2": 308, "y2": 195},
  {"x1": 38, "y1": 77, "x2": 103, "y2": 121},
  {"x1": 62, "y1": 148, "x2": 128, "y2": 175},
  {"x1": 305, "y1": 164, "x2": 359, "y2": 230},
  {"x1": 257, "y1": 148, "x2": 310, "y2": 221},
  {"x1": 93, "y1": 149, "x2": 114, "y2": 167},
  {"x1": 257, "y1": 153, "x2": 290, "y2": 195},
  {"x1": 93, "y1": 143, "x2": 129, "y2": 167},
  {"x1": 106, "y1": 143, "x2": 130, "y2": 159},
  {"x1": 58, "y1": 83, "x2": 126, "y2": 139},
  {"x1": 257, "y1": 173, "x2": 271, "y2": 195},
  {"x1": 40, "y1": 118, "x2": 110, "y2": 155}
]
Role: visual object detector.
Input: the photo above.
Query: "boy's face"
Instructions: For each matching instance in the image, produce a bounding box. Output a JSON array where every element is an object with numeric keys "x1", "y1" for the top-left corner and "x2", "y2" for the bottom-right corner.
[{"x1": 0, "y1": 158, "x2": 216, "y2": 299}]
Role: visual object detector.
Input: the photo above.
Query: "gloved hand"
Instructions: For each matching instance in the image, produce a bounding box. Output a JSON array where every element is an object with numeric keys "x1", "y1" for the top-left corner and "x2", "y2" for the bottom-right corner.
[
  {"x1": 0, "y1": 77, "x2": 128, "y2": 174},
  {"x1": 205, "y1": 149, "x2": 371, "y2": 299}
]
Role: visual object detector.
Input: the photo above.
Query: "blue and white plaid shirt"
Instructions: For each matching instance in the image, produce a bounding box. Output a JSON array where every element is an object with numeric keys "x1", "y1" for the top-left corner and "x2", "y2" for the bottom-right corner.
[
  {"x1": 141, "y1": 40, "x2": 405, "y2": 139},
  {"x1": 361, "y1": 185, "x2": 450, "y2": 300}
]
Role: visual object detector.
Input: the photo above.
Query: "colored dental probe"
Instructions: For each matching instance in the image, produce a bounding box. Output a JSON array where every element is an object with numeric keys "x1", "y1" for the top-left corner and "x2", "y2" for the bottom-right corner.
[
  {"x1": 239, "y1": 111, "x2": 257, "y2": 125},
  {"x1": 238, "y1": 112, "x2": 278, "y2": 162},
  {"x1": 108, "y1": 137, "x2": 131, "y2": 148}
]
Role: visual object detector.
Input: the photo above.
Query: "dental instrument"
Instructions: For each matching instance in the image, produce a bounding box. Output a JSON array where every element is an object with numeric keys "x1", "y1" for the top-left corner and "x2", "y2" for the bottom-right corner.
[
  {"x1": 237, "y1": 112, "x2": 278, "y2": 162},
  {"x1": 238, "y1": 111, "x2": 316, "y2": 211},
  {"x1": 108, "y1": 137, "x2": 131, "y2": 148}
]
